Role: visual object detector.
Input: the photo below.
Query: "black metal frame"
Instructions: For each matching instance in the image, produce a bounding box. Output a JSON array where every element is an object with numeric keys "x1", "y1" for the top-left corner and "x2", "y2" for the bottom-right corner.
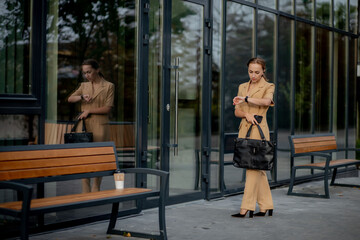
[
  {"x1": 0, "y1": 142, "x2": 169, "y2": 240},
  {"x1": 288, "y1": 133, "x2": 360, "y2": 198}
]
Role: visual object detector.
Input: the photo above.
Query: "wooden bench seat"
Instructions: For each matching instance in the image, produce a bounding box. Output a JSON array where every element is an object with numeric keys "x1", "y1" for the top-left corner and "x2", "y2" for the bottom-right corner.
[
  {"x1": 288, "y1": 133, "x2": 360, "y2": 198},
  {"x1": 0, "y1": 142, "x2": 169, "y2": 240}
]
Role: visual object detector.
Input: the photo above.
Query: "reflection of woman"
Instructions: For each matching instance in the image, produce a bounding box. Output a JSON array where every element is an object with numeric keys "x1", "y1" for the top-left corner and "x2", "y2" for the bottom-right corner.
[
  {"x1": 231, "y1": 57, "x2": 275, "y2": 218},
  {"x1": 68, "y1": 59, "x2": 114, "y2": 193}
]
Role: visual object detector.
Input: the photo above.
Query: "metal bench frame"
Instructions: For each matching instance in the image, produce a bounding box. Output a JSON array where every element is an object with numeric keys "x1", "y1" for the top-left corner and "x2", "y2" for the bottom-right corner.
[
  {"x1": 0, "y1": 142, "x2": 169, "y2": 240},
  {"x1": 288, "y1": 133, "x2": 360, "y2": 198}
]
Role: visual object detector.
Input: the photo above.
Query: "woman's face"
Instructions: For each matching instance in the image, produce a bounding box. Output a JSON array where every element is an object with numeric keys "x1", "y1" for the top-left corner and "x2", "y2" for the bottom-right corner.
[
  {"x1": 248, "y1": 63, "x2": 264, "y2": 83},
  {"x1": 82, "y1": 65, "x2": 99, "y2": 82}
]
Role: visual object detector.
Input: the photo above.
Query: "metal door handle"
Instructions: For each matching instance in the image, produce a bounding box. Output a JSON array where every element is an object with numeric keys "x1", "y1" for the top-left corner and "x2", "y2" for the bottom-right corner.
[{"x1": 174, "y1": 57, "x2": 179, "y2": 156}]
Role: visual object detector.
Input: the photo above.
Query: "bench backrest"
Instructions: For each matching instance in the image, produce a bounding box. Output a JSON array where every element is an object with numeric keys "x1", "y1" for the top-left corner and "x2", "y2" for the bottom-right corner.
[
  {"x1": 0, "y1": 142, "x2": 118, "y2": 182},
  {"x1": 44, "y1": 121, "x2": 135, "y2": 148},
  {"x1": 288, "y1": 133, "x2": 337, "y2": 157}
]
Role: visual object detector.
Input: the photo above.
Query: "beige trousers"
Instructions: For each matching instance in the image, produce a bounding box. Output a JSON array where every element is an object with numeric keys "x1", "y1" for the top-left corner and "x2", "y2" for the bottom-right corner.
[
  {"x1": 82, "y1": 177, "x2": 102, "y2": 193},
  {"x1": 240, "y1": 169, "x2": 273, "y2": 211}
]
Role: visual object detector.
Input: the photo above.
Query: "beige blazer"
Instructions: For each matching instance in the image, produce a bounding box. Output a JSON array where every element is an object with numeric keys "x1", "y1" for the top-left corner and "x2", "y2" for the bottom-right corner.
[
  {"x1": 70, "y1": 79, "x2": 114, "y2": 142},
  {"x1": 235, "y1": 77, "x2": 275, "y2": 141}
]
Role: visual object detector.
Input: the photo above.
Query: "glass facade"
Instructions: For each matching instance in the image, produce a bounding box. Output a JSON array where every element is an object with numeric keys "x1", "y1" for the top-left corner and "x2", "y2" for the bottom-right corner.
[{"x1": 1, "y1": 0, "x2": 359, "y2": 232}]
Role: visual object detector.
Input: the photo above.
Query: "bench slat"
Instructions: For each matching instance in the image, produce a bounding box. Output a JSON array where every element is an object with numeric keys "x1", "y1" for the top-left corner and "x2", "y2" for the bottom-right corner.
[
  {"x1": 297, "y1": 159, "x2": 360, "y2": 168},
  {"x1": 0, "y1": 146, "x2": 115, "y2": 161},
  {"x1": 294, "y1": 144, "x2": 337, "y2": 154},
  {"x1": 292, "y1": 136, "x2": 336, "y2": 143},
  {"x1": 0, "y1": 162, "x2": 116, "y2": 181},
  {"x1": 0, "y1": 188, "x2": 152, "y2": 211},
  {"x1": 0, "y1": 154, "x2": 116, "y2": 171}
]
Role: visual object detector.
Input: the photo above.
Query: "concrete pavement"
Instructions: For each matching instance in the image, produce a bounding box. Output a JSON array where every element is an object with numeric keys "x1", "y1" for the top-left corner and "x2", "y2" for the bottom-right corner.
[{"x1": 30, "y1": 175, "x2": 360, "y2": 240}]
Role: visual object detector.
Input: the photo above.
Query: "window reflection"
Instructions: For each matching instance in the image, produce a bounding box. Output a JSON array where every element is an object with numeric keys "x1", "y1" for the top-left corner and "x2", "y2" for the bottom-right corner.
[
  {"x1": 334, "y1": 0, "x2": 347, "y2": 30},
  {"x1": 0, "y1": 0, "x2": 31, "y2": 94},
  {"x1": 277, "y1": 16, "x2": 292, "y2": 180},
  {"x1": 46, "y1": 0, "x2": 138, "y2": 172},
  {"x1": 315, "y1": 28, "x2": 331, "y2": 132},
  {"x1": 0, "y1": 115, "x2": 38, "y2": 146},
  {"x1": 349, "y1": 0, "x2": 358, "y2": 34},
  {"x1": 316, "y1": 0, "x2": 331, "y2": 25},
  {"x1": 225, "y1": 3, "x2": 253, "y2": 133},
  {"x1": 296, "y1": 0, "x2": 312, "y2": 20},
  {"x1": 333, "y1": 33, "x2": 347, "y2": 149},
  {"x1": 295, "y1": 21, "x2": 312, "y2": 133}
]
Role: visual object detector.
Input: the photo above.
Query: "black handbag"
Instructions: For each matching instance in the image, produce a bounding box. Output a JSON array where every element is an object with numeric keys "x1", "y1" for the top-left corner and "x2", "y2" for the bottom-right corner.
[
  {"x1": 233, "y1": 124, "x2": 274, "y2": 170},
  {"x1": 64, "y1": 119, "x2": 93, "y2": 143}
]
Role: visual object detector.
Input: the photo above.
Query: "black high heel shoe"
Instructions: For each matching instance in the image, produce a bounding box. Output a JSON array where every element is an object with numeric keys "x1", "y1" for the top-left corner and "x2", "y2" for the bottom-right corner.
[
  {"x1": 254, "y1": 209, "x2": 273, "y2": 217},
  {"x1": 231, "y1": 210, "x2": 254, "y2": 218}
]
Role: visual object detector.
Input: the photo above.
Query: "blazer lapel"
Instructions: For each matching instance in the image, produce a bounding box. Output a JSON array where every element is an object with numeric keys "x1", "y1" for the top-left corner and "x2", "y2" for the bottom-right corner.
[
  {"x1": 91, "y1": 80, "x2": 106, "y2": 100},
  {"x1": 248, "y1": 77, "x2": 266, "y2": 97}
]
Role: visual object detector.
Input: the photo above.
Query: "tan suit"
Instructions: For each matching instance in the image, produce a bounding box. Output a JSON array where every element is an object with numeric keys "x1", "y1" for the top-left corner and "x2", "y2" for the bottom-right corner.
[
  {"x1": 235, "y1": 77, "x2": 275, "y2": 211},
  {"x1": 70, "y1": 79, "x2": 114, "y2": 192}
]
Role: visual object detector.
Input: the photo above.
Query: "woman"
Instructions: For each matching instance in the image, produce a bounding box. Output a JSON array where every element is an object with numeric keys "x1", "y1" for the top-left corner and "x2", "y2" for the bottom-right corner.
[
  {"x1": 231, "y1": 57, "x2": 275, "y2": 218},
  {"x1": 68, "y1": 59, "x2": 114, "y2": 193}
]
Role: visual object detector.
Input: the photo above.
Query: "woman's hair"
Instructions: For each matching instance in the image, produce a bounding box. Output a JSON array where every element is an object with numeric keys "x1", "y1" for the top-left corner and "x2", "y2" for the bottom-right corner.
[
  {"x1": 247, "y1": 57, "x2": 268, "y2": 81},
  {"x1": 81, "y1": 59, "x2": 105, "y2": 78}
]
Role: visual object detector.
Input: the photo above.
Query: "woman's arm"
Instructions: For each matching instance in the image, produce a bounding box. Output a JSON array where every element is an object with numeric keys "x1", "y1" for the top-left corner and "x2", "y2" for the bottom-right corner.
[
  {"x1": 233, "y1": 96, "x2": 272, "y2": 107},
  {"x1": 78, "y1": 106, "x2": 112, "y2": 119}
]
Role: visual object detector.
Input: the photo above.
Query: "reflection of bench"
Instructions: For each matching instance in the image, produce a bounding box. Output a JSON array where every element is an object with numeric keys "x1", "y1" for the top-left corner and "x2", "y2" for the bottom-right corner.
[
  {"x1": 0, "y1": 142, "x2": 169, "y2": 240},
  {"x1": 288, "y1": 133, "x2": 360, "y2": 198},
  {"x1": 109, "y1": 122, "x2": 135, "y2": 157},
  {"x1": 194, "y1": 133, "x2": 239, "y2": 190},
  {"x1": 45, "y1": 121, "x2": 73, "y2": 144},
  {"x1": 44, "y1": 121, "x2": 159, "y2": 168}
]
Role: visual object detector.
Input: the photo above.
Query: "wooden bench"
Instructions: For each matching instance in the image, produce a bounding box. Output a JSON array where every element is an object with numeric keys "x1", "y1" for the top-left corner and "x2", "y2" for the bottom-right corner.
[
  {"x1": 0, "y1": 142, "x2": 169, "y2": 240},
  {"x1": 288, "y1": 133, "x2": 360, "y2": 198}
]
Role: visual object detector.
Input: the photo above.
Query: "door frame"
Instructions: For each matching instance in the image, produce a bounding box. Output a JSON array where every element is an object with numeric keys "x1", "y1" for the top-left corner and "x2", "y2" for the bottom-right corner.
[{"x1": 159, "y1": 0, "x2": 213, "y2": 201}]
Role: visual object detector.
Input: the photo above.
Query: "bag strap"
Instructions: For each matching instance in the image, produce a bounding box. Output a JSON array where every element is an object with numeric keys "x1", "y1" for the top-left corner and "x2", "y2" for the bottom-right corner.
[
  {"x1": 245, "y1": 124, "x2": 266, "y2": 140},
  {"x1": 70, "y1": 119, "x2": 87, "y2": 132}
]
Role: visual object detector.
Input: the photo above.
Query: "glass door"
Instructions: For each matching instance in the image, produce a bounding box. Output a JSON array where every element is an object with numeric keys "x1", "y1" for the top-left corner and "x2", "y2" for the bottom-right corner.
[
  {"x1": 146, "y1": 0, "x2": 212, "y2": 200},
  {"x1": 168, "y1": 0, "x2": 211, "y2": 198}
]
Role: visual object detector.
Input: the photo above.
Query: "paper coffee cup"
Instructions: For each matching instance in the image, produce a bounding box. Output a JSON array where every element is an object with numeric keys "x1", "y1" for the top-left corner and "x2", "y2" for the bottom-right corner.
[{"x1": 114, "y1": 172, "x2": 124, "y2": 189}]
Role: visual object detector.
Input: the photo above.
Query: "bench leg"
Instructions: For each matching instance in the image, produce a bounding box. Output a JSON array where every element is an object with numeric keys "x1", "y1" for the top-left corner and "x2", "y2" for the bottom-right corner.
[
  {"x1": 159, "y1": 199, "x2": 167, "y2": 240},
  {"x1": 107, "y1": 203, "x2": 119, "y2": 234},
  {"x1": 324, "y1": 168, "x2": 330, "y2": 199},
  {"x1": 20, "y1": 213, "x2": 29, "y2": 240},
  {"x1": 287, "y1": 167, "x2": 296, "y2": 195},
  {"x1": 330, "y1": 168, "x2": 338, "y2": 186}
]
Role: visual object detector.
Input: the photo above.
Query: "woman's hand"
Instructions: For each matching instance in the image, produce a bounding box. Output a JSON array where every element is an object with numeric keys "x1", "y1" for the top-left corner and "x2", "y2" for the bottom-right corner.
[
  {"x1": 82, "y1": 94, "x2": 92, "y2": 102},
  {"x1": 245, "y1": 113, "x2": 259, "y2": 125},
  {"x1": 78, "y1": 110, "x2": 90, "y2": 119},
  {"x1": 233, "y1": 96, "x2": 245, "y2": 105}
]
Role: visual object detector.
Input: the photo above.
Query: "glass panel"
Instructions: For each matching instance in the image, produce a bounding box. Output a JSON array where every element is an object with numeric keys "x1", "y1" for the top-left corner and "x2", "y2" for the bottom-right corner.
[
  {"x1": 333, "y1": 33, "x2": 346, "y2": 151},
  {"x1": 279, "y1": 0, "x2": 293, "y2": 13},
  {"x1": 258, "y1": 0, "x2": 275, "y2": 9},
  {"x1": 169, "y1": 0, "x2": 203, "y2": 196},
  {"x1": 277, "y1": 16, "x2": 292, "y2": 180},
  {"x1": 0, "y1": 115, "x2": 38, "y2": 146},
  {"x1": 45, "y1": 0, "x2": 138, "y2": 223},
  {"x1": 316, "y1": 0, "x2": 331, "y2": 26},
  {"x1": 296, "y1": 0, "x2": 313, "y2": 20},
  {"x1": 334, "y1": 0, "x2": 347, "y2": 30},
  {"x1": 349, "y1": 0, "x2": 358, "y2": 34},
  {"x1": 209, "y1": 0, "x2": 222, "y2": 195},
  {"x1": 46, "y1": 0, "x2": 138, "y2": 167},
  {"x1": 224, "y1": 3, "x2": 254, "y2": 189},
  {"x1": 315, "y1": 28, "x2": 331, "y2": 132},
  {"x1": 348, "y1": 37, "x2": 356, "y2": 158},
  {"x1": 257, "y1": 10, "x2": 275, "y2": 134},
  {"x1": 0, "y1": 0, "x2": 31, "y2": 94},
  {"x1": 225, "y1": 3, "x2": 253, "y2": 133},
  {"x1": 147, "y1": 0, "x2": 162, "y2": 170},
  {"x1": 295, "y1": 21, "x2": 312, "y2": 134}
]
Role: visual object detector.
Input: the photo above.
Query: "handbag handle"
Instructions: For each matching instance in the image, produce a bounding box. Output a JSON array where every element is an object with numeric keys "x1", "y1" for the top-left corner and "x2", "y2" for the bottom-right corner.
[
  {"x1": 70, "y1": 119, "x2": 87, "y2": 133},
  {"x1": 245, "y1": 124, "x2": 266, "y2": 140}
]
